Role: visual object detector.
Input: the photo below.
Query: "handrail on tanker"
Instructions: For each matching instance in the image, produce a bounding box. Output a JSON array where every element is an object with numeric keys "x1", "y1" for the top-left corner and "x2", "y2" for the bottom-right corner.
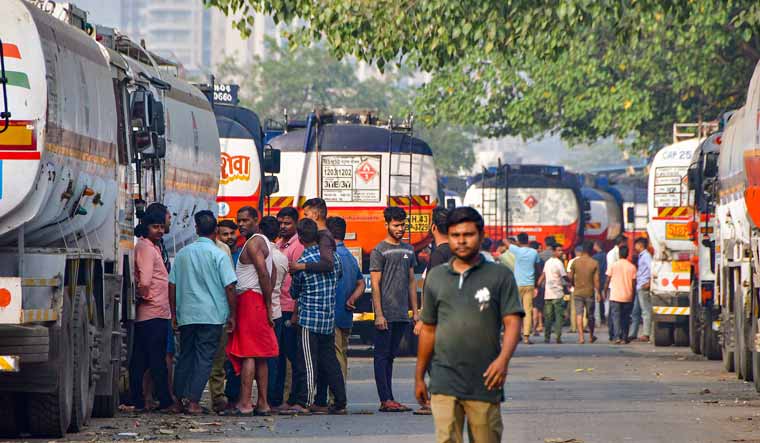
[
  {"x1": 0, "y1": 39, "x2": 11, "y2": 134},
  {"x1": 673, "y1": 121, "x2": 718, "y2": 144}
]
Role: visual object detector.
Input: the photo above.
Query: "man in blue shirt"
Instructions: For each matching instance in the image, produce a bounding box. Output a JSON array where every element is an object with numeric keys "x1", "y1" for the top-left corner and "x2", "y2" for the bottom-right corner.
[
  {"x1": 507, "y1": 232, "x2": 542, "y2": 344},
  {"x1": 630, "y1": 238, "x2": 653, "y2": 342},
  {"x1": 312, "y1": 217, "x2": 365, "y2": 412},
  {"x1": 284, "y1": 218, "x2": 347, "y2": 415},
  {"x1": 168, "y1": 211, "x2": 238, "y2": 415}
]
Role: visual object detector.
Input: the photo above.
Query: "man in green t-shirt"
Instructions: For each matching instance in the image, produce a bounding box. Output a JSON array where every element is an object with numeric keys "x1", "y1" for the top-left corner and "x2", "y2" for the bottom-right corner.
[{"x1": 415, "y1": 207, "x2": 524, "y2": 443}]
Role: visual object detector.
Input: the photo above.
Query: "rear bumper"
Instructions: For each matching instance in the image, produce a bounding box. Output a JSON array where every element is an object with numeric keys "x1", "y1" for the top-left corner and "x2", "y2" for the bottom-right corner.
[
  {"x1": 0, "y1": 325, "x2": 50, "y2": 369},
  {"x1": 651, "y1": 292, "x2": 689, "y2": 323}
]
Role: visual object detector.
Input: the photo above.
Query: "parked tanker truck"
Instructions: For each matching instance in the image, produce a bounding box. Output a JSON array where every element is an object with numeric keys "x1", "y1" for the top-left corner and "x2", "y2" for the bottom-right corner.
[
  {"x1": 0, "y1": 1, "x2": 220, "y2": 436},
  {"x1": 716, "y1": 61, "x2": 760, "y2": 389}
]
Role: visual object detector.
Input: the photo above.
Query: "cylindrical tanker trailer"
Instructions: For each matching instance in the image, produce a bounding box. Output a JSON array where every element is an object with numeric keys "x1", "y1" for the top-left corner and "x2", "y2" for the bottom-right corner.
[{"x1": 0, "y1": 1, "x2": 219, "y2": 436}]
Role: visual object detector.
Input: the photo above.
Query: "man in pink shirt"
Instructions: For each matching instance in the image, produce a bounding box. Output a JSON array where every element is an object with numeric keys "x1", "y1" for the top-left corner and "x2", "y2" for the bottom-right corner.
[
  {"x1": 271, "y1": 207, "x2": 304, "y2": 411},
  {"x1": 130, "y1": 212, "x2": 173, "y2": 411},
  {"x1": 604, "y1": 245, "x2": 638, "y2": 344}
]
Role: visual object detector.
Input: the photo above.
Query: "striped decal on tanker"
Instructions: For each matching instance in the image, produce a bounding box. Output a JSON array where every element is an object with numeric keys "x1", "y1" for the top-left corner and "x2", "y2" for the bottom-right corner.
[
  {"x1": 388, "y1": 195, "x2": 431, "y2": 207},
  {"x1": 657, "y1": 207, "x2": 691, "y2": 217},
  {"x1": 653, "y1": 306, "x2": 690, "y2": 315},
  {"x1": 266, "y1": 196, "x2": 308, "y2": 208}
]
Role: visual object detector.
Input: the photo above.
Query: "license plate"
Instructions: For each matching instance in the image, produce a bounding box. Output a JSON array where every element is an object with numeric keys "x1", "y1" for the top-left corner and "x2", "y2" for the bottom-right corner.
[
  {"x1": 665, "y1": 223, "x2": 691, "y2": 240},
  {"x1": 408, "y1": 214, "x2": 430, "y2": 233},
  {"x1": 671, "y1": 261, "x2": 690, "y2": 273}
]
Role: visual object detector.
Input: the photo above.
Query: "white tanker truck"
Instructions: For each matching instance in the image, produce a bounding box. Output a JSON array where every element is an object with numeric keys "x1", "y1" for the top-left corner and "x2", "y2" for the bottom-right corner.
[{"x1": 0, "y1": 1, "x2": 220, "y2": 436}]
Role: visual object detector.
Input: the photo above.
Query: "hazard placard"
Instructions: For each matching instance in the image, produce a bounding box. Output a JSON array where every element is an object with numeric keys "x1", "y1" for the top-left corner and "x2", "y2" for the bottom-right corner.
[
  {"x1": 665, "y1": 223, "x2": 691, "y2": 240},
  {"x1": 321, "y1": 155, "x2": 381, "y2": 202}
]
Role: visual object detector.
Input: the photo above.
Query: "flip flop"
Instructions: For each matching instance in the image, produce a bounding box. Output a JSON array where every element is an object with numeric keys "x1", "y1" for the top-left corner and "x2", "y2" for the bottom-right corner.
[
  {"x1": 413, "y1": 406, "x2": 433, "y2": 416},
  {"x1": 219, "y1": 408, "x2": 253, "y2": 417},
  {"x1": 254, "y1": 409, "x2": 272, "y2": 416}
]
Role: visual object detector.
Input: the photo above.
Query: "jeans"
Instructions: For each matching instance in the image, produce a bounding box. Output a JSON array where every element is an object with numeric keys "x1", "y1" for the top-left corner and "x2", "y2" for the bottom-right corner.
[
  {"x1": 544, "y1": 299, "x2": 565, "y2": 341},
  {"x1": 292, "y1": 328, "x2": 347, "y2": 409},
  {"x1": 373, "y1": 321, "x2": 406, "y2": 402},
  {"x1": 634, "y1": 289, "x2": 652, "y2": 337},
  {"x1": 266, "y1": 316, "x2": 284, "y2": 405},
  {"x1": 270, "y1": 312, "x2": 298, "y2": 407},
  {"x1": 129, "y1": 318, "x2": 172, "y2": 409},
  {"x1": 630, "y1": 292, "x2": 643, "y2": 338},
  {"x1": 173, "y1": 323, "x2": 223, "y2": 402},
  {"x1": 606, "y1": 299, "x2": 615, "y2": 340},
  {"x1": 610, "y1": 301, "x2": 634, "y2": 341}
]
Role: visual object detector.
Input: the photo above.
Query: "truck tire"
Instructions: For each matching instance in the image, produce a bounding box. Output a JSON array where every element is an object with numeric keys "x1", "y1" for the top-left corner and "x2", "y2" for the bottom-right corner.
[
  {"x1": 27, "y1": 295, "x2": 73, "y2": 437},
  {"x1": 701, "y1": 308, "x2": 722, "y2": 361},
  {"x1": 92, "y1": 362, "x2": 119, "y2": 418},
  {"x1": 69, "y1": 287, "x2": 95, "y2": 432},
  {"x1": 674, "y1": 325, "x2": 690, "y2": 347},
  {"x1": 735, "y1": 291, "x2": 753, "y2": 381},
  {"x1": 0, "y1": 394, "x2": 20, "y2": 437},
  {"x1": 751, "y1": 313, "x2": 760, "y2": 392},
  {"x1": 689, "y1": 288, "x2": 702, "y2": 354},
  {"x1": 653, "y1": 321, "x2": 673, "y2": 347}
]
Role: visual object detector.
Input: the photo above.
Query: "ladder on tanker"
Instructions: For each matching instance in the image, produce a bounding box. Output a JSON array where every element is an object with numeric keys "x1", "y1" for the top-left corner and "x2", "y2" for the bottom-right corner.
[
  {"x1": 388, "y1": 116, "x2": 415, "y2": 242},
  {"x1": 481, "y1": 159, "x2": 509, "y2": 242}
]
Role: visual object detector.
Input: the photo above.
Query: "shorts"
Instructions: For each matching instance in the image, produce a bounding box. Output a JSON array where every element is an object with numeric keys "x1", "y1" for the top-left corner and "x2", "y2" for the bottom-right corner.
[
  {"x1": 166, "y1": 321, "x2": 176, "y2": 355},
  {"x1": 573, "y1": 296, "x2": 595, "y2": 318}
]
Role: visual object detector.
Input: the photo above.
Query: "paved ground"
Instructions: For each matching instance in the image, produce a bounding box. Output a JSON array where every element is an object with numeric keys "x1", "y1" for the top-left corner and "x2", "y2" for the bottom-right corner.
[{"x1": 17, "y1": 328, "x2": 760, "y2": 443}]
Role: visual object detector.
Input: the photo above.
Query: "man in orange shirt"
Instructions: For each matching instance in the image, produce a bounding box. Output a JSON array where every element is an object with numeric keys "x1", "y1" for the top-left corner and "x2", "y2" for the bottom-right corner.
[{"x1": 603, "y1": 246, "x2": 637, "y2": 344}]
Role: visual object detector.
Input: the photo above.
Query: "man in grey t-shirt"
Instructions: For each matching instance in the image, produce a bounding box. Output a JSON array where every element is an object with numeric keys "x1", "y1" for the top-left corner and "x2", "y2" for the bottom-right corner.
[{"x1": 370, "y1": 207, "x2": 418, "y2": 412}]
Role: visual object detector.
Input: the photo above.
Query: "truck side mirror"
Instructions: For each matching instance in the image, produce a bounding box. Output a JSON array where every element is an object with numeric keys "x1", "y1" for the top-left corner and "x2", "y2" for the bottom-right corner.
[
  {"x1": 263, "y1": 146, "x2": 281, "y2": 174},
  {"x1": 150, "y1": 98, "x2": 166, "y2": 136},
  {"x1": 446, "y1": 198, "x2": 456, "y2": 209},
  {"x1": 626, "y1": 207, "x2": 635, "y2": 224},
  {"x1": 704, "y1": 153, "x2": 718, "y2": 177},
  {"x1": 263, "y1": 175, "x2": 279, "y2": 197},
  {"x1": 687, "y1": 167, "x2": 698, "y2": 190}
]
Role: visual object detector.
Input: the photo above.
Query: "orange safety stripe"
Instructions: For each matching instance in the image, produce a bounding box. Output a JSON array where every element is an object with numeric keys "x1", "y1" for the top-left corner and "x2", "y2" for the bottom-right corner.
[{"x1": 658, "y1": 207, "x2": 691, "y2": 217}]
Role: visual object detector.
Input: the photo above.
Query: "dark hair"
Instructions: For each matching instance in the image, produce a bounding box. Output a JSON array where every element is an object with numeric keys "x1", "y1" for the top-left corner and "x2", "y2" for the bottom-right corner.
[
  {"x1": 326, "y1": 216, "x2": 347, "y2": 241},
  {"x1": 553, "y1": 243, "x2": 564, "y2": 251},
  {"x1": 259, "y1": 216, "x2": 279, "y2": 242},
  {"x1": 194, "y1": 210, "x2": 217, "y2": 236},
  {"x1": 277, "y1": 206, "x2": 299, "y2": 221},
  {"x1": 616, "y1": 235, "x2": 627, "y2": 246},
  {"x1": 481, "y1": 238, "x2": 493, "y2": 251},
  {"x1": 297, "y1": 218, "x2": 319, "y2": 243},
  {"x1": 383, "y1": 206, "x2": 407, "y2": 223},
  {"x1": 635, "y1": 237, "x2": 649, "y2": 249},
  {"x1": 432, "y1": 207, "x2": 449, "y2": 235},
  {"x1": 218, "y1": 219, "x2": 238, "y2": 231},
  {"x1": 619, "y1": 245, "x2": 630, "y2": 259},
  {"x1": 545, "y1": 235, "x2": 556, "y2": 247},
  {"x1": 237, "y1": 206, "x2": 259, "y2": 220},
  {"x1": 529, "y1": 240, "x2": 541, "y2": 250},
  {"x1": 583, "y1": 240, "x2": 595, "y2": 255},
  {"x1": 145, "y1": 202, "x2": 168, "y2": 217},
  {"x1": 446, "y1": 207, "x2": 484, "y2": 232},
  {"x1": 303, "y1": 198, "x2": 327, "y2": 218},
  {"x1": 142, "y1": 211, "x2": 166, "y2": 227},
  {"x1": 517, "y1": 232, "x2": 529, "y2": 244}
]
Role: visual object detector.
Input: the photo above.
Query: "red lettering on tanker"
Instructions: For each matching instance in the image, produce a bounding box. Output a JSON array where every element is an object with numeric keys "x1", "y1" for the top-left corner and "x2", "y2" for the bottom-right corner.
[
  {"x1": 220, "y1": 152, "x2": 251, "y2": 185},
  {"x1": 524, "y1": 195, "x2": 538, "y2": 209},
  {"x1": 356, "y1": 161, "x2": 377, "y2": 183}
]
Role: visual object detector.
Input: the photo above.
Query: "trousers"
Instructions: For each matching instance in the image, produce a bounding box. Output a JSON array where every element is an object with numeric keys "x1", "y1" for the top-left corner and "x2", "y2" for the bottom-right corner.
[
  {"x1": 129, "y1": 318, "x2": 172, "y2": 409},
  {"x1": 544, "y1": 299, "x2": 565, "y2": 340},
  {"x1": 173, "y1": 323, "x2": 222, "y2": 402},
  {"x1": 518, "y1": 286, "x2": 534, "y2": 337},
  {"x1": 292, "y1": 328, "x2": 347, "y2": 409},
  {"x1": 373, "y1": 321, "x2": 406, "y2": 402},
  {"x1": 610, "y1": 301, "x2": 634, "y2": 341},
  {"x1": 316, "y1": 327, "x2": 351, "y2": 406},
  {"x1": 430, "y1": 394, "x2": 503, "y2": 443}
]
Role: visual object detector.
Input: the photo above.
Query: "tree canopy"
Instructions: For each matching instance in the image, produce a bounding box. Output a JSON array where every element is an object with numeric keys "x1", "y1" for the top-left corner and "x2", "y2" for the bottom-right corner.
[
  {"x1": 217, "y1": 40, "x2": 475, "y2": 176},
  {"x1": 206, "y1": 0, "x2": 760, "y2": 153}
]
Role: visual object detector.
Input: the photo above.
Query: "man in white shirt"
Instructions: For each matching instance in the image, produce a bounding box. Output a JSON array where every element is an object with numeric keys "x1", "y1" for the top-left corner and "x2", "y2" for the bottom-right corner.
[
  {"x1": 542, "y1": 244, "x2": 567, "y2": 344},
  {"x1": 260, "y1": 216, "x2": 289, "y2": 408},
  {"x1": 605, "y1": 236, "x2": 627, "y2": 341}
]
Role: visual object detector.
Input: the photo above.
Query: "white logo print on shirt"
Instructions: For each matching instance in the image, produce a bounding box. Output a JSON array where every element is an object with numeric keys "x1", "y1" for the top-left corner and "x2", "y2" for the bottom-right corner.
[{"x1": 475, "y1": 287, "x2": 491, "y2": 311}]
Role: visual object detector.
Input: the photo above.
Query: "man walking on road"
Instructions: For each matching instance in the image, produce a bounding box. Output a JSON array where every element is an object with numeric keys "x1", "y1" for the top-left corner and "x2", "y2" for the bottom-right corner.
[
  {"x1": 416, "y1": 207, "x2": 523, "y2": 443},
  {"x1": 592, "y1": 241, "x2": 607, "y2": 325},
  {"x1": 605, "y1": 236, "x2": 627, "y2": 340},
  {"x1": 507, "y1": 233, "x2": 542, "y2": 344},
  {"x1": 168, "y1": 211, "x2": 238, "y2": 415},
  {"x1": 313, "y1": 216, "x2": 365, "y2": 412},
  {"x1": 225, "y1": 206, "x2": 278, "y2": 416},
  {"x1": 370, "y1": 206, "x2": 418, "y2": 412},
  {"x1": 569, "y1": 241, "x2": 600, "y2": 344},
  {"x1": 542, "y1": 244, "x2": 568, "y2": 344},
  {"x1": 630, "y1": 238, "x2": 653, "y2": 342},
  {"x1": 287, "y1": 219, "x2": 347, "y2": 415},
  {"x1": 604, "y1": 246, "x2": 637, "y2": 344}
]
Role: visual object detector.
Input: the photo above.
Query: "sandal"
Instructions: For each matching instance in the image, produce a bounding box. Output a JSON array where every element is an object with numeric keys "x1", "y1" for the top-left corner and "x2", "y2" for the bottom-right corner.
[
  {"x1": 254, "y1": 409, "x2": 272, "y2": 416},
  {"x1": 413, "y1": 406, "x2": 433, "y2": 416},
  {"x1": 219, "y1": 407, "x2": 254, "y2": 417}
]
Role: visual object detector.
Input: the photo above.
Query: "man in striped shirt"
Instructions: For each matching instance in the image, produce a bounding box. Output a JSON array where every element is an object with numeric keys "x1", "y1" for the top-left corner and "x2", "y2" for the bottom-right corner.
[{"x1": 285, "y1": 218, "x2": 347, "y2": 415}]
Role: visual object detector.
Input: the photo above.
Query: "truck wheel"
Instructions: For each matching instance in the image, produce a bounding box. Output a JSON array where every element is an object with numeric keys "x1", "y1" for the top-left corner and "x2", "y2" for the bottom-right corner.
[
  {"x1": 701, "y1": 308, "x2": 722, "y2": 361},
  {"x1": 27, "y1": 295, "x2": 73, "y2": 437},
  {"x1": 751, "y1": 314, "x2": 760, "y2": 392},
  {"x1": 0, "y1": 394, "x2": 20, "y2": 437},
  {"x1": 674, "y1": 325, "x2": 690, "y2": 347},
  {"x1": 689, "y1": 288, "x2": 702, "y2": 354},
  {"x1": 92, "y1": 362, "x2": 119, "y2": 418},
  {"x1": 653, "y1": 321, "x2": 673, "y2": 347},
  {"x1": 735, "y1": 291, "x2": 753, "y2": 381},
  {"x1": 69, "y1": 287, "x2": 95, "y2": 432}
]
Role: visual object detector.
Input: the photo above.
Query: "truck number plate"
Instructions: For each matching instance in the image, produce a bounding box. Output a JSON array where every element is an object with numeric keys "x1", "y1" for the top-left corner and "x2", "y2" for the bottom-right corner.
[
  {"x1": 665, "y1": 223, "x2": 691, "y2": 240},
  {"x1": 409, "y1": 214, "x2": 430, "y2": 233}
]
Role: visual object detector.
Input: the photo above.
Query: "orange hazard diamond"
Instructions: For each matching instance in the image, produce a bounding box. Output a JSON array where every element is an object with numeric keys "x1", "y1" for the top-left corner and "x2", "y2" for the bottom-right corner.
[
  {"x1": 357, "y1": 161, "x2": 377, "y2": 183},
  {"x1": 524, "y1": 195, "x2": 538, "y2": 209}
]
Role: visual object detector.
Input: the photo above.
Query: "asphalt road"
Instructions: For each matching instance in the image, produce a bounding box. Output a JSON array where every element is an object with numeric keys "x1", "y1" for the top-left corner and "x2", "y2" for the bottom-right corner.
[{"x1": 21, "y1": 328, "x2": 760, "y2": 443}]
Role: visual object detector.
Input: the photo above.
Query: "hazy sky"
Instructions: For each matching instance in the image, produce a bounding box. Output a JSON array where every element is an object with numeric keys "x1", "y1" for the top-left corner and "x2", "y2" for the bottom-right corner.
[{"x1": 74, "y1": 0, "x2": 120, "y2": 28}]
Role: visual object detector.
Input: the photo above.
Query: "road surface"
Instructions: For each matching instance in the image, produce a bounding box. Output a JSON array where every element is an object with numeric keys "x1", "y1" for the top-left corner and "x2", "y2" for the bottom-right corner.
[{"x1": 23, "y1": 329, "x2": 760, "y2": 443}]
